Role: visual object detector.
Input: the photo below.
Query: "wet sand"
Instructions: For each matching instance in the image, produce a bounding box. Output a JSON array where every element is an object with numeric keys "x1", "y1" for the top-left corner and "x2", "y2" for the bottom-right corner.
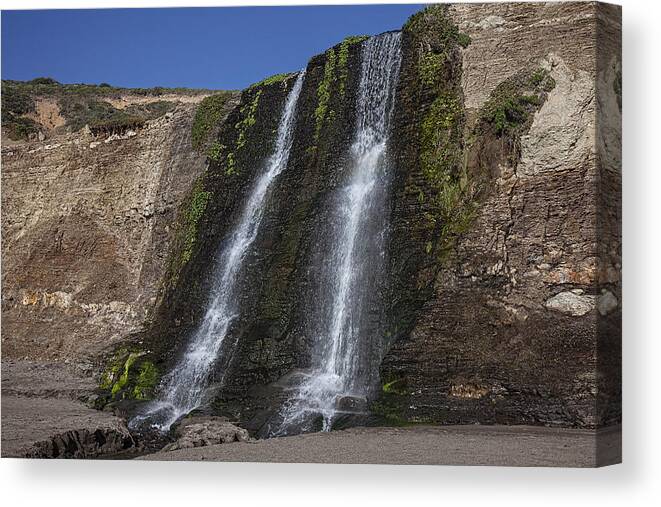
[{"x1": 139, "y1": 424, "x2": 621, "y2": 467}]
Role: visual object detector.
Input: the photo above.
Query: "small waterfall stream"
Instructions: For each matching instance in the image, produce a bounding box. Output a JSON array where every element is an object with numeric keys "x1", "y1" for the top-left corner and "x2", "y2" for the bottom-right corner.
[
  {"x1": 131, "y1": 71, "x2": 306, "y2": 431},
  {"x1": 271, "y1": 32, "x2": 402, "y2": 436}
]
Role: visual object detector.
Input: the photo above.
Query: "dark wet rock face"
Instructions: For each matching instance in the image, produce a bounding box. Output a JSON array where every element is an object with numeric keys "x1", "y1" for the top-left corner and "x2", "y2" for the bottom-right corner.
[{"x1": 376, "y1": 3, "x2": 621, "y2": 429}]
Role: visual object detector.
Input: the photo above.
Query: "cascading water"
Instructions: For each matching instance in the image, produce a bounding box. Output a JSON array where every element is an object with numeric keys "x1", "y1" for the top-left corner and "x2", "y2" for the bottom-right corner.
[
  {"x1": 131, "y1": 71, "x2": 306, "y2": 431},
  {"x1": 270, "y1": 32, "x2": 402, "y2": 436}
]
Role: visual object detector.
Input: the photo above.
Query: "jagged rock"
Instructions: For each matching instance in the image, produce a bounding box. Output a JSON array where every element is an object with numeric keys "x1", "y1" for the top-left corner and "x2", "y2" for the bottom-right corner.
[
  {"x1": 545, "y1": 291, "x2": 596, "y2": 316},
  {"x1": 27, "y1": 424, "x2": 135, "y2": 459},
  {"x1": 1, "y1": 363, "x2": 137, "y2": 459},
  {"x1": 162, "y1": 417, "x2": 250, "y2": 451}
]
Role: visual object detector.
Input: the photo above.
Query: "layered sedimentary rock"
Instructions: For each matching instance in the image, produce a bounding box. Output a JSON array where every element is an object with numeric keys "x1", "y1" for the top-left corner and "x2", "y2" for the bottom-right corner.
[
  {"x1": 1, "y1": 2, "x2": 621, "y2": 436},
  {"x1": 378, "y1": 2, "x2": 621, "y2": 428},
  {"x1": 1, "y1": 93, "x2": 237, "y2": 363}
]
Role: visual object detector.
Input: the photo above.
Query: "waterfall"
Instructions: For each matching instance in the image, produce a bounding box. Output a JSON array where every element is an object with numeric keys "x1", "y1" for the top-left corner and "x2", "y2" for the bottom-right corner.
[
  {"x1": 270, "y1": 32, "x2": 402, "y2": 436},
  {"x1": 131, "y1": 70, "x2": 306, "y2": 431}
]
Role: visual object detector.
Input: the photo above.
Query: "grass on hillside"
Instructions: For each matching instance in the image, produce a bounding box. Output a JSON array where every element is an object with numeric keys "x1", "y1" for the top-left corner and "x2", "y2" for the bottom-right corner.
[{"x1": 1, "y1": 77, "x2": 225, "y2": 140}]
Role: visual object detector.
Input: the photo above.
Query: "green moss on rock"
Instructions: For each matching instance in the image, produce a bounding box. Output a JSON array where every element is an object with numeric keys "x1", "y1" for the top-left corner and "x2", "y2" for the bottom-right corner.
[
  {"x1": 132, "y1": 361, "x2": 159, "y2": 400},
  {"x1": 191, "y1": 93, "x2": 233, "y2": 150},
  {"x1": 338, "y1": 35, "x2": 368, "y2": 97},
  {"x1": 250, "y1": 72, "x2": 293, "y2": 89},
  {"x1": 207, "y1": 141, "x2": 224, "y2": 162},
  {"x1": 99, "y1": 348, "x2": 129, "y2": 391},
  {"x1": 180, "y1": 179, "x2": 212, "y2": 265},
  {"x1": 218, "y1": 89, "x2": 262, "y2": 176},
  {"x1": 99, "y1": 348, "x2": 159, "y2": 402},
  {"x1": 404, "y1": 4, "x2": 471, "y2": 49},
  {"x1": 405, "y1": 6, "x2": 477, "y2": 265},
  {"x1": 315, "y1": 48, "x2": 337, "y2": 141},
  {"x1": 382, "y1": 378, "x2": 408, "y2": 395},
  {"x1": 110, "y1": 352, "x2": 142, "y2": 396}
]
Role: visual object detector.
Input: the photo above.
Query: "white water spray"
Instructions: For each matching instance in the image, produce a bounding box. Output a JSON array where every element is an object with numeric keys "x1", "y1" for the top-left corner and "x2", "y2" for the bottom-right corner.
[
  {"x1": 132, "y1": 71, "x2": 306, "y2": 431},
  {"x1": 272, "y1": 32, "x2": 402, "y2": 435}
]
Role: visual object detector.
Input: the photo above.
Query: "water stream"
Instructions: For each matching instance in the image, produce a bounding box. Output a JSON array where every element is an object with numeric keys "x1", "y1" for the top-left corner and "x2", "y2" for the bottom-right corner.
[
  {"x1": 131, "y1": 70, "x2": 306, "y2": 431},
  {"x1": 270, "y1": 32, "x2": 402, "y2": 436}
]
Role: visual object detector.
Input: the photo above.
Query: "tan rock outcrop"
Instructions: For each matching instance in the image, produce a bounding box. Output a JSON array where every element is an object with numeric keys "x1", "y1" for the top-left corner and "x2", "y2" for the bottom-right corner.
[{"x1": 2, "y1": 103, "x2": 210, "y2": 362}]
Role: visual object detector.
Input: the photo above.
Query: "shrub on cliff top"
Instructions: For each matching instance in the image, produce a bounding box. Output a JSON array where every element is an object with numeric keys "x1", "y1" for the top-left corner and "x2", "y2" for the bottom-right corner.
[
  {"x1": 1, "y1": 78, "x2": 219, "y2": 139},
  {"x1": 1, "y1": 82, "x2": 40, "y2": 140},
  {"x1": 29, "y1": 76, "x2": 59, "y2": 85},
  {"x1": 404, "y1": 4, "x2": 471, "y2": 49},
  {"x1": 249, "y1": 72, "x2": 293, "y2": 89}
]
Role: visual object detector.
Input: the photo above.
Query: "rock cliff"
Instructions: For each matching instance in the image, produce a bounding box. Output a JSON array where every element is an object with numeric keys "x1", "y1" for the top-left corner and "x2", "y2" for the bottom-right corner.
[
  {"x1": 1, "y1": 2, "x2": 621, "y2": 438},
  {"x1": 1, "y1": 86, "x2": 238, "y2": 364}
]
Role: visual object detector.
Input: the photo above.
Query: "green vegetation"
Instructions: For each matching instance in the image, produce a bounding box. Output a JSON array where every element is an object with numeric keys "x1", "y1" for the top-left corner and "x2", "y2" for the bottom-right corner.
[
  {"x1": 191, "y1": 92, "x2": 233, "y2": 150},
  {"x1": 3, "y1": 77, "x2": 212, "y2": 99},
  {"x1": 403, "y1": 4, "x2": 471, "y2": 49},
  {"x1": 419, "y1": 91, "x2": 478, "y2": 260},
  {"x1": 418, "y1": 52, "x2": 446, "y2": 88},
  {"x1": 98, "y1": 348, "x2": 160, "y2": 402},
  {"x1": 480, "y1": 68, "x2": 555, "y2": 138},
  {"x1": 382, "y1": 378, "x2": 408, "y2": 395},
  {"x1": 126, "y1": 100, "x2": 176, "y2": 119},
  {"x1": 2, "y1": 115, "x2": 40, "y2": 140},
  {"x1": 404, "y1": 5, "x2": 478, "y2": 263},
  {"x1": 180, "y1": 179, "x2": 212, "y2": 265},
  {"x1": 235, "y1": 90, "x2": 261, "y2": 153},
  {"x1": 2, "y1": 81, "x2": 38, "y2": 140},
  {"x1": 225, "y1": 152, "x2": 237, "y2": 175},
  {"x1": 402, "y1": 8, "x2": 550, "y2": 267},
  {"x1": 162, "y1": 175, "x2": 213, "y2": 291},
  {"x1": 2, "y1": 83, "x2": 35, "y2": 115},
  {"x1": 315, "y1": 48, "x2": 337, "y2": 141},
  {"x1": 207, "y1": 141, "x2": 224, "y2": 162},
  {"x1": 99, "y1": 348, "x2": 129, "y2": 391},
  {"x1": 132, "y1": 361, "x2": 159, "y2": 400},
  {"x1": 370, "y1": 376, "x2": 417, "y2": 426},
  {"x1": 456, "y1": 32, "x2": 472, "y2": 48},
  {"x1": 338, "y1": 35, "x2": 368, "y2": 97},
  {"x1": 29, "y1": 77, "x2": 59, "y2": 85},
  {"x1": 313, "y1": 35, "x2": 367, "y2": 143},
  {"x1": 110, "y1": 352, "x2": 141, "y2": 397},
  {"x1": 220, "y1": 89, "x2": 262, "y2": 175},
  {"x1": 370, "y1": 400, "x2": 426, "y2": 427},
  {"x1": 2, "y1": 78, "x2": 218, "y2": 140},
  {"x1": 86, "y1": 112, "x2": 146, "y2": 136},
  {"x1": 249, "y1": 72, "x2": 292, "y2": 89}
]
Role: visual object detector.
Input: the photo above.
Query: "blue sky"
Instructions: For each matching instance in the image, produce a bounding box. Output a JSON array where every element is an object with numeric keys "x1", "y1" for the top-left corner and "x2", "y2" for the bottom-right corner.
[{"x1": 1, "y1": 5, "x2": 423, "y2": 90}]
